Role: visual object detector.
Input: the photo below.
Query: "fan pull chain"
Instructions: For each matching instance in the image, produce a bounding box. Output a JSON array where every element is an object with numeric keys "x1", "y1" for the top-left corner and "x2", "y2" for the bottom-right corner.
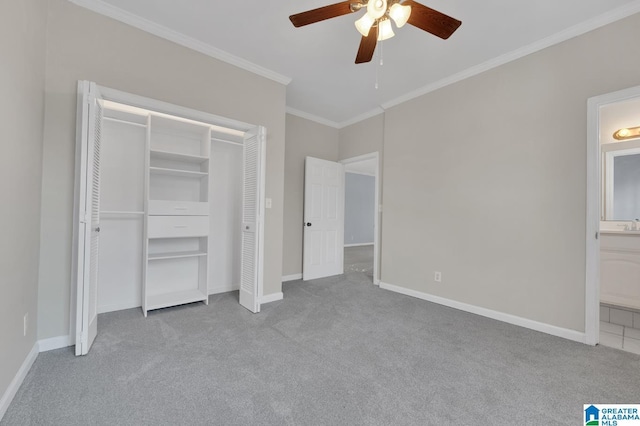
[{"x1": 375, "y1": 41, "x2": 384, "y2": 90}]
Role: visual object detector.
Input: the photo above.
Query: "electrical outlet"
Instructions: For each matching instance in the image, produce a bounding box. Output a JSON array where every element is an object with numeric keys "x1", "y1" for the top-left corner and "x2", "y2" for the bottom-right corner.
[
  {"x1": 23, "y1": 313, "x2": 28, "y2": 336},
  {"x1": 434, "y1": 271, "x2": 442, "y2": 283}
]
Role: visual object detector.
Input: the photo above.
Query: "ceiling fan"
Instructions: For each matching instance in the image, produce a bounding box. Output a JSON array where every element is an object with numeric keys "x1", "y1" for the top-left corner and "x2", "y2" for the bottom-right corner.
[{"x1": 289, "y1": 0, "x2": 461, "y2": 64}]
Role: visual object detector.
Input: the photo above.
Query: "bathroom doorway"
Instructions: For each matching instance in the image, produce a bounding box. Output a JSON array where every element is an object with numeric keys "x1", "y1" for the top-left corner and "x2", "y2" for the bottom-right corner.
[{"x1": 587, "y1": 84, "x2": 640, "y2": 353}]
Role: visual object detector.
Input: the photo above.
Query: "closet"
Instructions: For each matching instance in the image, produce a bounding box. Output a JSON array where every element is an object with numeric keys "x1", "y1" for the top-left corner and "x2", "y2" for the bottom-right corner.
[{"x1": 73, "y1": 81, "x2": 264, "y2": 355}]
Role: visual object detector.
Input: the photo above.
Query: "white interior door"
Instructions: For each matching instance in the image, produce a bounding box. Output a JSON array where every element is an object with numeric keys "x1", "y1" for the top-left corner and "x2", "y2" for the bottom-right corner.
[
  {"x1": 74, "y1": 81, "x2": 103, "y2": 355},
  {"x1": 239, "y1": 127, "x2": 266, "y2": 313},
  {"x1": 303, "y1": 157, "x2": 345, "y2": 280}
]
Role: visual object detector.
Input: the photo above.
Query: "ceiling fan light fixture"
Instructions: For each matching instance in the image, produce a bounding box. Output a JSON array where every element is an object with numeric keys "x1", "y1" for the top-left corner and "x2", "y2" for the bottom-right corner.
[
  {"x1": 377, "y1": 18, "x2": 395, "y2": 41},
  {"x1": 367, "y1": 0, "x2": 387, "y2": 19},
  {"x1": 355, "y1": 13, "x2": 376, "y2": 36},
  {"x1": 389, "y1": 3, "x2": 411, "y2": 28}
]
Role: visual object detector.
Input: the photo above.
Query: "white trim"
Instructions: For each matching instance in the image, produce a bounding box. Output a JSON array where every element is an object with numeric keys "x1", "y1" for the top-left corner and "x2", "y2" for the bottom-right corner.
[
  {"x1": 38, "y1": 335, "x2": 73, "y2": 352},
  {"x1": 344, "y1": 243, "x2": 374, "y2": 248},
  {"x1": 98, "y1": 301, "x2": 140, "y2": 314},
  {"x1": 345, "y1": 170, "x2": 375, "y2": 177},
  {"x1": 0, "y1": 344, "x2": 38, "y2": 421},
  {"x1": 261, "y1": 292, "x2": 284, "y2": 304},
  {"x1": 100, "y1": 86, "x2": 254, "y2": 133},
  {"x1": 379, "y1": 282, "x2": 587, "y2": 344},
  {"x1": 340, "y1": 152, "x2": 380, "y2": 286},
  {"x1": 209, "y1": 283, "x2": 240, "y2": 295},
  {"x1": 381, "y1": 2, "x2": 640, "y2": 114},
  {"x1": 67, "y1": 0, "x2": 291, "y2": 86},
  {"x1": 337, "y1": 108, "x2": 385, "y2": 129},
  {"x1": 585, "y1": 84, "x2": 640, "y2": 346},
  {"x1": 282, "y1": 273, "x2": 303, "y2": 282},
  {"x1": 286, "y1": 107, "x2": 340, "y2": 129},
  {"x1": 340, "y1": 152, "x2": 380, "y2": 165}
]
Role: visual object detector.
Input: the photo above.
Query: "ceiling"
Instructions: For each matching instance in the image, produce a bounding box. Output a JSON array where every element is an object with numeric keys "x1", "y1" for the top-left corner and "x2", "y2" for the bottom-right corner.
[{"x1": 80, "y1": 0, "x2": 640, "y2": 127}]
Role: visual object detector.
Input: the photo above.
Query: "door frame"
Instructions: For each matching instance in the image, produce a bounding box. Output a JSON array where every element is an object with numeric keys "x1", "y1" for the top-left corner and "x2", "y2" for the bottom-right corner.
[
  {"x1": 585, "y1": 84, "x2": 640, "y2": 345},
  {"x1": 70, "y1": 82, "x2": 264, "y2": 343},
  {"x1": 340, "y1": 152, "x2": 380, "y2": 285}
]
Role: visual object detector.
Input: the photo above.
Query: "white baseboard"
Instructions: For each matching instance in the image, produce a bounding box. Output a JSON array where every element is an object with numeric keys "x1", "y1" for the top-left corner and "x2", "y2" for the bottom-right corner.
[
  {"x1": 209, "y1": 283, "x2": 240, "y2": 295},
  {"x1": 379, "y1": 282, "x2": 586, "y2": 344},
  {"x1": 344, "y1": 243, "x2": 374, "y2": 248},
  {"x1": 38, "y1": 335, "x2": 72, "y2": 352},
  {"x1": 0, "y1": 343, "x2": 38, "y2": 421},
  {"x1": 261, "y1": 292, "x2": 284, "y2": 304},
  {"x1": 282, "y1": 274, "x2": 302, "y2": 282}
]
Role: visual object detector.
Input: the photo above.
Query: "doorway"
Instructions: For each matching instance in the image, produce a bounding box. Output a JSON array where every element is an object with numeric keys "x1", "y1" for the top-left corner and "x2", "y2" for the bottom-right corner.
[
  {"x1": 586, "y1": 84, "x2": 640, "y2": 347},
  {"x1": 340, "y1": 152, "x2": 380, "y2": 285}
]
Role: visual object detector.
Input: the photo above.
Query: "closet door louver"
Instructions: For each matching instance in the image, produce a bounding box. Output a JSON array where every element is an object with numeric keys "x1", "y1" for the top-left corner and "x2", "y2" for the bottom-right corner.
[
  {"x1": 239, "y1": 127, "x2": 266, "y2": 313},
  {"x1": 74, "y1": 81, "x2": 103, "y2": 356}
]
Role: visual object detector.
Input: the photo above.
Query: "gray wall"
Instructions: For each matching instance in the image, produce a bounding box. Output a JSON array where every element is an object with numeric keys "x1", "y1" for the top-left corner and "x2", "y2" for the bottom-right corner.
[
  {"x1": 344, "y1": 173, "x2": 375, "y2": 245},
  {"x1": 0, "y1": 0, "x2": 46, "y2": 404},
  {"x1": 381, "y1": 12, "x2": 640, "y2": 333},
  {"x1": 38, "y1": 0, "x2": 287, "y2": 341},
  {"x1": 283, "y1": 114, "x2": 339, "y2": 276},
  {"x1": 339, "y1": 114, "x2": 384, "y2": 160}
]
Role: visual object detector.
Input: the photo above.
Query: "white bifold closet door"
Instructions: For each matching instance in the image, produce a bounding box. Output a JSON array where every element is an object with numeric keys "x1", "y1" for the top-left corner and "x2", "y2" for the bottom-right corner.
[
  {"x1": 73, "y1": 81, "x2": 103, "y2": 356},
  {"x1": 239, "y1": 127, "x2": 266, "y2": 313}
]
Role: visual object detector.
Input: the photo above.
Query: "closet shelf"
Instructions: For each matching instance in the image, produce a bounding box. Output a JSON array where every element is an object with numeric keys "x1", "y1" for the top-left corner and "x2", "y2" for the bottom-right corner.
[
  {"x1": 146, "y1": 289, "x2": 208, "y2": 311},
  {"x1": 149, "y1": 166, "x2": 208, "y2": 178},
  {"x1": 150, "y1": 149, "x2": 209, "y2": 164},
  {"x1": 148, "y1": 250, "x2": 207, "y2": 261}
]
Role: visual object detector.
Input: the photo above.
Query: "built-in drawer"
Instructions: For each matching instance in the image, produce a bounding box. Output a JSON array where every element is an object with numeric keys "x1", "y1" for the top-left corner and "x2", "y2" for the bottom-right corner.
[
  {"x1": 147, "y1": 216, "x2": 209, "y2": 238},
  {"x1": 148, "y1": 200, "x2": 209, "y2": 216}
]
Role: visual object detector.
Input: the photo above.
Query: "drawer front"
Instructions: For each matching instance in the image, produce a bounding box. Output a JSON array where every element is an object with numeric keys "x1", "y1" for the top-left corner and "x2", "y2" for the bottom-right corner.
[
  {"x1": 148, "y1": 200, "x2": 209, "y2": 216},
  {"x1": 147, "y1": 216, "x2": 209, "y2": 238}
]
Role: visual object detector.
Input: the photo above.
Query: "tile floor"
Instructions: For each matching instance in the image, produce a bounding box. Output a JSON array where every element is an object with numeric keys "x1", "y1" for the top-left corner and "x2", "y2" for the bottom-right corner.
[{"x1": 599, "y1": 304, "x2": 640, "y2": 355}]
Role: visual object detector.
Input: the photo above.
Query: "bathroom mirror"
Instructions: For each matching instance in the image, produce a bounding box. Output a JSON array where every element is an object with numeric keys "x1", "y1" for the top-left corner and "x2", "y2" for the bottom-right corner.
[{"x1": 604, "y1": 147, "x2": 640, "y2": 220}]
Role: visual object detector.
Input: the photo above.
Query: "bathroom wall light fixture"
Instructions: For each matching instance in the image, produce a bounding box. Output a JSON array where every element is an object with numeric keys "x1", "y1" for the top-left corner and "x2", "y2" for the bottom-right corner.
[{"x1": 613, "y1": 126, "x2": 640, "y2": 141}]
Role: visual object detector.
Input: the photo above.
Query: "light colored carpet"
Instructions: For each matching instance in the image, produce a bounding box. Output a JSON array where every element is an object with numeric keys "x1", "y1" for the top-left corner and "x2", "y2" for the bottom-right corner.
[{"x1": 3, "y1": 271, "x2": 640, "y2": 425}]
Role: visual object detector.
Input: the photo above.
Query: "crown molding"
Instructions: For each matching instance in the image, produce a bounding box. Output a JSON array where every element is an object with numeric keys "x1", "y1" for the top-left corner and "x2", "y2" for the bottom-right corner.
[
  {"x1": 67, "y1": 0, "x2": 292, "y2": 86},
  {"x1": 337, "y1": 107, "x2": 385, "y2": 129},
  {"x1": 382, "y1": 1, "x2": 640, "y2": 111},
  {"x1": 286, "y1": 107, "x2": 341, "y2": 128}
]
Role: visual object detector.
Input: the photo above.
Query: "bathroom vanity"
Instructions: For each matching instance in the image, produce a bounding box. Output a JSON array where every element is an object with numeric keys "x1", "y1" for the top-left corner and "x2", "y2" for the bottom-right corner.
[{"x1": 600, "y1": 228, "x2": 640, "y2": 310}]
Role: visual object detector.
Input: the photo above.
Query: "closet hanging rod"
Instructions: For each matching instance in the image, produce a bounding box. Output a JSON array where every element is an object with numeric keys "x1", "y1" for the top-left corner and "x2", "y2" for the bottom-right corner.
[
  {"x1": 211, "y1": 137, "x2": 243, "y2": 147},
  {"x1": 103, "y1": 116, "x2": 147, "y2": 128}
]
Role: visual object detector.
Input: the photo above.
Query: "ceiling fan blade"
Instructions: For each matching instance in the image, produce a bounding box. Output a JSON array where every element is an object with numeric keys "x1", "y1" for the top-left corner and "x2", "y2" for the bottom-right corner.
[
  {"x1": 355, "y1": 25, "x2": 378, "y2": 64},
  {"x1": 289, "y1": 1, "x2": 355, "y2": 27},
  {"x1": 403, "y1": 0, "x2": 461, "y2": 39}
]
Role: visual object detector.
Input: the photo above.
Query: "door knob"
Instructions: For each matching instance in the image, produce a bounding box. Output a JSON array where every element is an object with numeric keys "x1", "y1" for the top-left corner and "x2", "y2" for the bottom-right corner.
[
  {"x1": 95, "y1": 227, "x2": 101, "y2": 232},
  {"x1": 306, "y1": 222, "x2": 312, "y2": 227}
]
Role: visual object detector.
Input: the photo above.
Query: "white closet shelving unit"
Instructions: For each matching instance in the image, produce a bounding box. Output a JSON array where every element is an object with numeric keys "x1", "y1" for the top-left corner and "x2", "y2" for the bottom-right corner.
[{"x1": 143, "y1": 115, "x2": 212, "y2": 316}]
